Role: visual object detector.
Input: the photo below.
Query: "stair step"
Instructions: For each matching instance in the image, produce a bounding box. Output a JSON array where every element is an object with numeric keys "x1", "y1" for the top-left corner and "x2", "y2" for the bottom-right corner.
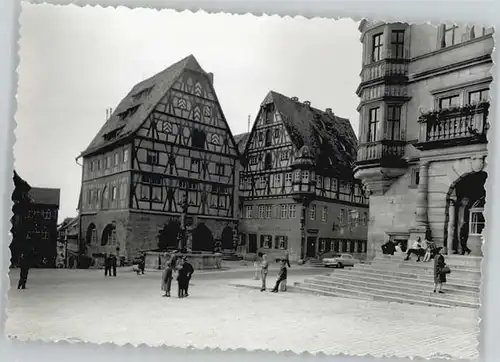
[
  {"x1": 330, "y1": 267, "x2": 480, "y2": 289},
  {"x1": 369, "y1": 260, "x2": 481, "y2": 273},
  {"x1": 305, "y1": 277, "x2": 479, "y2": 304},
  {"x1": 292, "y1": 283, "x2": 455, "y2": 309},
  {"x1": 313, "y1": 274, "x2": 480, "y2": 298},
  {"x1": 355, "y1": 264, "x2": 481, "y2": 282},
  {"x1": 296, "y1": 280, "x2": 478, "y2": 309}
]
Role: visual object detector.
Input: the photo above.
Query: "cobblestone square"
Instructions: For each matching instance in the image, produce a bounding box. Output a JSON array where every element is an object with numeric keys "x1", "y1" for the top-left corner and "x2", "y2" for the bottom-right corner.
[{"x1": 6, "y1": 269, "x2": 479, "y2": 360}]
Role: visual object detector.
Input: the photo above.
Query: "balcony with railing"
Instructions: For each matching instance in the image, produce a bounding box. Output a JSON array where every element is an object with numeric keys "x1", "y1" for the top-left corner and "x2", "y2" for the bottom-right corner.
[
  {"x1": 355, "y1": 140, "x2": 407, "y2": 166},
  {"x1": 360, "y1": 59, "x2": 409, "y2": 84},
  {"x1": 415, "y1": 101, "x2": 489, "y2": 150}
]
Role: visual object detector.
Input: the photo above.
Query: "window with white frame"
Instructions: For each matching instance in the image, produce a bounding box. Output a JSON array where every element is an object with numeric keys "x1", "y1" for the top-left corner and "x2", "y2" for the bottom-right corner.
[
  {"x1": 265, "y1": 205, "x2": 273, "y2": 219},
  {"x1": 294, "y1": 170, "x2": 301, "y2": 182},
  {"x1": 274, "y1": 174, "x2": 282, "y2": 187},
  {"x1": 258, "y1": 205, "x2": 265, "y2": 219},
  {"x1": 285, "y1": 172, "x2": 292, "y2": 185},
  {"x1": 372, "y1": 33, "x2": 383, "y2": 62},
  {"x1": 42, "y1": 209, "x2": 52, "y2": 219},
  {"x1": 469, "y1": 208, "x2": 485, "y2": 235},
  {"x1": 301, "y1": 170, "x2": 309, "y2": 183},
  {"x1": 260, "y1": 235, "x2": 273, "y2": 248},
  {"x1": 41, "y1": 229, "x2": 49, "y2": 240},
  {"x1": 310, "y1": 204, "x2": 316, "y2": 220},
  {"x1": 280, "y1": 204, "x2": 288, "y2": 219},
  {"x1": 114, "y1": 153, "x2": 119, "y2": 166},
  {"x1": 245, "y1": 206, "x2": 253, "y2": 218},
  {"x1": 289, "y1": 204, "x2": 296, "y2": 218},
  {"x1": 339, "y1": 208, "x2": 346, "y2": 225},
  {"x1": 123, "y1": 149, "x2": 129, "y2": 163},
  {"x1": 322, "y1": 206, "x2": 328, "y2": 222}
]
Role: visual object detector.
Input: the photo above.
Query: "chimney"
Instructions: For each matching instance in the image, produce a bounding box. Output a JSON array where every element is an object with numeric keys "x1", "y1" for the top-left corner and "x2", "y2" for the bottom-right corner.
[
  {"x1": 304, "y1": 101, "x2": 311, "y2": 107},
  {"x1": 291, "y1": 97, "x2": 299, "y2": 102},
  {"x1": 325, "y1": 108, "x2": 333, "y2": 114},
  {"x1": 207, "y1": 72, "x2": 214, "y2": 85}
]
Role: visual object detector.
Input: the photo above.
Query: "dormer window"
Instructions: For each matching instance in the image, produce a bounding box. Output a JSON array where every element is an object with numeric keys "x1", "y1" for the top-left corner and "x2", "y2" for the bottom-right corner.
[
  {"x1": 103, "y1": 126, "x2": 125, "y2": 141},
  {"x1": 132, "y1": 86, "x2": 153, "y2": 101},
  {"x1": 117, "y1": 105, "x2": 140, "y2": 120}
]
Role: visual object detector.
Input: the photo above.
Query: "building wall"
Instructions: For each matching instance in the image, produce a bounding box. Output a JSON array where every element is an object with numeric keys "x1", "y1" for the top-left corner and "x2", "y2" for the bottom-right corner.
[
  {"x1": 357, "y1": 22, "x2": 493, "y2": 257},
  {"x1": 80, "y1": 172, "x2": 130, "y2": 212}
]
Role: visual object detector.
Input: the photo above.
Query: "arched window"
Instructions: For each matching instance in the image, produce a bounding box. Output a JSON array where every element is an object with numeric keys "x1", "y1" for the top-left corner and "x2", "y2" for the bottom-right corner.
[
  {"x1": 469, "y1": 198, "x2": 485, "y2": 235},
  {"x1": 101, "y1": 223, "x2": 117, "y2": 246}
]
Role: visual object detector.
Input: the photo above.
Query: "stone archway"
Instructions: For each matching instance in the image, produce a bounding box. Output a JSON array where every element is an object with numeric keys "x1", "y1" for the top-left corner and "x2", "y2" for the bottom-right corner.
[
  {"x1": 444, "y1": 171, "x2": 486, "y2": 255},
  {"x1": 158, "y1": 220, "x2": 180, "y2": 251},
  {"x1": 86, "y1": 223, "x2": 97, "y2": 245},
  {"x1": 221, "y1": 226, "x2": 234, "y2": 250},
  {"x1": 192, "y1": 223, "x2": 214, "y2": 252},
  {"x1": 101, "y1": 223, "x2": 116, "y2": 246}
]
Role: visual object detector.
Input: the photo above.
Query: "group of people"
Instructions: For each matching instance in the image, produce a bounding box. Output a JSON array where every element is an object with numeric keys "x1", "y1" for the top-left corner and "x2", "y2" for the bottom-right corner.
[
  {"x1": 104, "y1": 253, "x2": 118, "y2": 277},
  {"x1": 259, "y1": 253, "x2": 290, "y2": 293},
  {"x1": 160, "y1": 255, "x2": 194, "y2": 298},
  {"x1": 403, "y1": 237, "x2": 437, "y2": 263},
  {"x1": 382, "y1": 237, "x2": 452, "y2": 294}
]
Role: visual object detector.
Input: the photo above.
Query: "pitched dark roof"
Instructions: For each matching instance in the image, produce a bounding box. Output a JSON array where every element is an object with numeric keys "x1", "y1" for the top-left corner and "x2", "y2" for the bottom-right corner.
[
  {"x1": 257, "y1": 91, "x2": 358, "y2": 177},
  {"x1": 81, "y1": 55, "x2": 209, "y2": 156},
  {"x1": 233, "y1": 132, "x2": 251, "y2": 154},
  {"x1": 28, "y1": 187, "x2": 61, "y2": 206}
]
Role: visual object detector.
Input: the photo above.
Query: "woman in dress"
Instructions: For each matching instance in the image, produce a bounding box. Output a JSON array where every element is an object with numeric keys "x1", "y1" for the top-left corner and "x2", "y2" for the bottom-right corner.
[
  {"x1": 260, "y1": 254, "x2": 269, "y2": 292},
  {"x1": 161, "y1": 258, "x2": 174, "y2": 297},
  {"x1": 433, "y1": 247, "x2": 447, "y2": 293}
]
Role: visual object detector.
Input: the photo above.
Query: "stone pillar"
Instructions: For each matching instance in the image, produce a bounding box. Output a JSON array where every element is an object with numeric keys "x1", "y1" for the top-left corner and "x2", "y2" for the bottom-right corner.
[
  {"x1": 415, "y1": 161, "x2": 430, "y2": 228},
  {"x1": 446, "y1": 197, "x2": 457, "y2": 255}
]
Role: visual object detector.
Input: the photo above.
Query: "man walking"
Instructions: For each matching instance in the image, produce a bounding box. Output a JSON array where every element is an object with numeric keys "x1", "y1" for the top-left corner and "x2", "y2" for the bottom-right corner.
[
  {"x1": 104, "y1": 253, "x2": 110, "y2": 277},
  {"x1": 111, "y1": 254, "x2": 117, "y2": 277}
]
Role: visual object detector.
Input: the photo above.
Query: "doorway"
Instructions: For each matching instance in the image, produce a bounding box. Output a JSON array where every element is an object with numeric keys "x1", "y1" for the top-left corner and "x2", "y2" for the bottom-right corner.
[
  {"x1": 248, "y1": 234, "x2": 257, "y2": 253},
  {"x1": 306, "y1": 237, "x2": 317, "y2": 258}
]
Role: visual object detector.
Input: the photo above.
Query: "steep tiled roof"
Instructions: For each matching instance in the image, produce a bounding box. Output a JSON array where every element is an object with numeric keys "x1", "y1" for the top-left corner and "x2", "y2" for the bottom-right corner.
[
  {"x1": 233, "y1": 132, "x2": 251, "y2": 154},
  {"x1": 81, "y1": 55, "x2": 209, "y2": 156},
  {"x1": 29, "y1": 187, "x2": 61, "y2": 206},
  {"x1": 256, "y1": 91, "x2": 358, "y2": 178}
]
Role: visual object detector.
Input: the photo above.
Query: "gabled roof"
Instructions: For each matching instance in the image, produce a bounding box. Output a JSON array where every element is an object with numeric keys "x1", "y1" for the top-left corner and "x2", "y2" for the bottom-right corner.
[
  {"x1": 28, "y1": 187, "x2": 61, "y2": 207},
  {"x1": 249, "y1": 91, "x2": 358, "y2": 178},
  {"x1": 233, "y1": 132, "x2": 251, "y2": 154},
  {"x1": 81, "y1": 55, "x2": 209, "y2": 157}
]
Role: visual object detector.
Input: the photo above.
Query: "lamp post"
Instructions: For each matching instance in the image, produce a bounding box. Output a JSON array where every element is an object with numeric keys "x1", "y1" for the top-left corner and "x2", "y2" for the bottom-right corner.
[{"x1": 177, "y1": 194, "x2": 188, "y2": 252}]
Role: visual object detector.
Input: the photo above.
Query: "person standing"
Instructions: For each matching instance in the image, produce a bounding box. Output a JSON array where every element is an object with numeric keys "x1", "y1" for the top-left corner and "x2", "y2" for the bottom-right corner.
[
  {"x1": 177, "y1": 260, "x2": 189, "y2": 298},
  {"x1": 183, "y1": 257, "x2": 194, "y2": 297},
  {"x1": 161, "y1": 259, "x2": 174, "y2": 297},
  {"x1": 459, "y1": 224, "x2": 472, "y2": 255},
  {"x1": 139, "y1": 253, "x2": 146, "y2": 275},
  {"x1": 17, "y1": 252, "x2": 31, "y2": 290},
  {"x1": 104, "y1": 253, "x2": 110, "y2": 277},
  {"x1": 433, "y1": 247, "x2": 448, "y2": 293},
  {"x1": 260, "y1": 254, "x2": 269, "y2": 292},
  {"x1": 271, "y1": 259, "x2": 288, "y2": 293},
  {"x1": 110, "y1": 254, "x2": 117, "y2": 277}
]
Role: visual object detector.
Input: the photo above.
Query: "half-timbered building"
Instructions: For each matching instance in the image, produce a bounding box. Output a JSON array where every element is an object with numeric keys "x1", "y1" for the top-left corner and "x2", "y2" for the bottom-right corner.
[
  {"x1": 238, "y1": 92, "x2": 369, "y2": 262},
  {"x1": 77, "y1": 55, "x2": 240, "y2": 261}
]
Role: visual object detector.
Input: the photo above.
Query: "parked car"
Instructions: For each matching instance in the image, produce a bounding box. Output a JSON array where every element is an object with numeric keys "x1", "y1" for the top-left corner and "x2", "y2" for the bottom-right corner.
[{"x1": 321, "y1": 253, "x2": 358, "y2": 268}]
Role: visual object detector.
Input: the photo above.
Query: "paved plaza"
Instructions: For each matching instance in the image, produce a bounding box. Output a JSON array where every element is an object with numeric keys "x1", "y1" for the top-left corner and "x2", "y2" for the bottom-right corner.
[{"x1": 6, "y1": 267, "x2": 479, "y2": 360}]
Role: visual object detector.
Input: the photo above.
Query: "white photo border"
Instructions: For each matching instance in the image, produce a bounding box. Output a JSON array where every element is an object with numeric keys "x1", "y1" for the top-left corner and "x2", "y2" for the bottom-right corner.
[{"x1": 0, "y1": 0, "x2": 498, "y2": 361}]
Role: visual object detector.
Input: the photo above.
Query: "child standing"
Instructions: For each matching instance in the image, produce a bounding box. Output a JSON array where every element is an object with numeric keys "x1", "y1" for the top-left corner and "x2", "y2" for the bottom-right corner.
[{"x1": 271, "y1": 259, "x2": 288, "y2": 293}]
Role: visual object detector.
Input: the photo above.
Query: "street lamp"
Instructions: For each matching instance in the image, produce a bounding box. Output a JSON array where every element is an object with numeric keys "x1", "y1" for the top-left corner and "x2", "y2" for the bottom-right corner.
[{"x1": 177, "y1": 193, "x2": 188, "y2": 252}]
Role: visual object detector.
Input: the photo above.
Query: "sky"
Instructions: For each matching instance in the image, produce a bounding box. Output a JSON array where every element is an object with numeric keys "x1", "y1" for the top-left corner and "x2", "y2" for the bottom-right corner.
[{"x1": 15, "y1": 3, "x2": 362, "y2": 223}]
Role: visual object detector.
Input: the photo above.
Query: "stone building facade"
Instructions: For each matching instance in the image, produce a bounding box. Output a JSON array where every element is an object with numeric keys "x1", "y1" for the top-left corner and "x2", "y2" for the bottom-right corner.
[{"x1": 354, "y1": 21, "x2": 493, "y2": 257}]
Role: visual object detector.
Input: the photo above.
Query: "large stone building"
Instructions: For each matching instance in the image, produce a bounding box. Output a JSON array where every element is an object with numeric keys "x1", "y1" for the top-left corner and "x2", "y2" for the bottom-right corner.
[
  {"x1": 77, "y1": 55, "x2": 240, "y2": 260},
  {"x1": 354, "y1": 21, "x2": 493, "y2": 257},
  {"x1": 237, "y1": 92, "x2": 369, "y2": 262}
]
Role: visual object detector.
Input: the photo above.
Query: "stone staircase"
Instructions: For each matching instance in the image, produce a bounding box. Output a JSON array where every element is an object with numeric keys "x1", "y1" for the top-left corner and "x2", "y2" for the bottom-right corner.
[{"x1": 293, "y1": 253, "x2": 481, "y2": 309}]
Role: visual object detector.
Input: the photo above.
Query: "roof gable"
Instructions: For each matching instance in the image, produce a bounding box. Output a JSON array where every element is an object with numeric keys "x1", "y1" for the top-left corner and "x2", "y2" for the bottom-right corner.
[
  {"x1": 246, "y1": 91, "x2": 358, "y2": 177},
  {"x1": 81, "y1": 55, "x2": 208, "y2": 156},
  {"x1": 233, "y1": 132, "x2": 251, "y2": 154}
]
